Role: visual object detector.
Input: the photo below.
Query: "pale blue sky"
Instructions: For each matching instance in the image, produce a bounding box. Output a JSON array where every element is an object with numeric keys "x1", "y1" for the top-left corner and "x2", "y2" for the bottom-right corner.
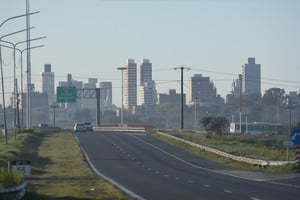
[{"x1": 1, "y1": 0, "x2": 299, "y2": 106}]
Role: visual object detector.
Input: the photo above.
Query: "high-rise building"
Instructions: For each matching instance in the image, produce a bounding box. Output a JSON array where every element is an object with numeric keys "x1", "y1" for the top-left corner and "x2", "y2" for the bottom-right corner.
[
  {"x1": 100, "y1": 82, "x2": 112, "y2": 113},
  {"x1": 138, "y1": 81, "x2": 157, "y2": 107},
  {"x1": 138, "y1": 59, "x2": 156, "y2": 107},
  {"x1": 242, "y1": 57, "x2": 261, "y2": 96},
  {"x1": 140, "y1": 59, "x2": 152, "y2": 85},
  {"x1": 188, "y1": 74, "x2": 217, "y2": 106},
  {"x1": 157, "y1": 89, "x2": 185, "y2": 106},
  {"x1": 82, "y1": 78, "x2": 98, "y2": 111},
  {"x1": 40, "y1": 64, "x2": 55, "y2": 104},
  {"x1": 124, "y1": 59, "x2": 137, "y2": 109}
]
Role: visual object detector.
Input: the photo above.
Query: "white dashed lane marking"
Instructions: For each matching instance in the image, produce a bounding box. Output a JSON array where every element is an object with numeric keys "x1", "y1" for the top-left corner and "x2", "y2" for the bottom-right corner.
[{"x1": 250, "y1": 198, "x2": 262, "y2": 200}]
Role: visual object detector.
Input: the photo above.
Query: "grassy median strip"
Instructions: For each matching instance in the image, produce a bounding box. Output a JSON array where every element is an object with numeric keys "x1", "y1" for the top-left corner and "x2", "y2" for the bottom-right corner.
[
  {"x1": 151, "y1": 130, "x2": 299, "y2": 173},
  {"x1": 0, "y1": 131, "x2": 128, "y2": 200}
]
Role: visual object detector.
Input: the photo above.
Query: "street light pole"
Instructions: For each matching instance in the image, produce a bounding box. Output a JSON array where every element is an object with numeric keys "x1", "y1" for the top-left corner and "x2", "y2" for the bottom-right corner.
[
  {"x1": 174, "y1": 65, "x2": 190, "y2": 130},
  {"x1": 0, "y1": 44, "x2": 45, "y2": 127},
  {"x1": 50, "y1": 103, "x2": 58, "y2": 127},
  {"x1": 194, "y1": 98, "x2": 198, "y2": 131},
  {"x1": 0, "y1": 27, "x2": 34, "y2": 143},
  {"x1": 0, "y1": 27, "x2": 35, "y2": 138},
  {"x1": 117, "y1": 67, "x2": 127, "y2": 125},
  {"x1": 19, "y1": 45, "x2": 44, "y2": 127},
  {"x1": 0, "y1": 10, "x2": 39, "y2": 144}
]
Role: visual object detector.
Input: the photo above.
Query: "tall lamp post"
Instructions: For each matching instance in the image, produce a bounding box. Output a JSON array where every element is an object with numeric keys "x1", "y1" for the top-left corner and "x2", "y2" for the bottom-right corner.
[
  {"x1": 1, "y1": 35, "x2": 44, "y2": 135},
  {"x1": 0, "y1": 11, "x2": 39, "y2": 144},
  {"x1": 174, "y1": 65, "x2": 190, "y2": 130},
  {"x1": 1, "y1": 44, "x2": 45, "y2": 127},
  {"x1": 117, "y1": 67, "x2": 127, "y2": 125},
  {"x1": 0, "y1": 27, "x2": 34, "y2": 143}
]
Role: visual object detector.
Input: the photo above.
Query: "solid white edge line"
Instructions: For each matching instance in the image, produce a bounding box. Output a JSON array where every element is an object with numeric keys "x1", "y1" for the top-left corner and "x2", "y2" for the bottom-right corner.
[
  {"x1": 133, "y1": 135, "x2": 300, "y2": 188},
  {"x1": 75, "y1": 136, "x2": 146, "y2": 200}
]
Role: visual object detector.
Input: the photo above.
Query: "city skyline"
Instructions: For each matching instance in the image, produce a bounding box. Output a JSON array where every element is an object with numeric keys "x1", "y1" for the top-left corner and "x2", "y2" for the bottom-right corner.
[{"x1": 1, "y1": 0, "x2": 299, "y2": 107}]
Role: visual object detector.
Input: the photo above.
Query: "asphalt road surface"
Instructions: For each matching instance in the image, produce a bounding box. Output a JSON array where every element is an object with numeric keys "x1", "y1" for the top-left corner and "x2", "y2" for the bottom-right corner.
[{"x1": 76, "y1": 131, "x2": 300, "y2": 200}]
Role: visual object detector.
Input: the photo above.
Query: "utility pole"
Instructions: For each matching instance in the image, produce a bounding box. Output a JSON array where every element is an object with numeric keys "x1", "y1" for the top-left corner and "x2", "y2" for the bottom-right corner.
[
  {"x1": 117, "y1": 67, "x2": 127, "y2": 125},
  {"x1": 285, "y1": 97, "x2": 295, "y2": 137},
  {"x1": 174, "y1": 66, "x2": 190, "y2": 130},
  {"x1": 194, "y1": 98, "x2": 198, "y2": 131},
  {"x1": 239, "y1": 74, "x2": 243, "y2": 133}
]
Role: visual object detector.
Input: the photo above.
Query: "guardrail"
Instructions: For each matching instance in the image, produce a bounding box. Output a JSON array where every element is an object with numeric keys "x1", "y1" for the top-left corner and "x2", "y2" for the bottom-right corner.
[{"x1": 155, "y1": 131, "x2": 295, "y2": 167}]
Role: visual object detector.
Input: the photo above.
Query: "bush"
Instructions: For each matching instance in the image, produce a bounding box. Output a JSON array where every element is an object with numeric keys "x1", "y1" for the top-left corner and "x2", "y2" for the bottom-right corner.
[{"x1": 0, "y1": 169, "x2": 24, "y2": 188}]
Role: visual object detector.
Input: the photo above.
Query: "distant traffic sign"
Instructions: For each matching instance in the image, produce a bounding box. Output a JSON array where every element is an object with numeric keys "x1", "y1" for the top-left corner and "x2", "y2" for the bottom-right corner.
[
  {"x1": 57, "y1": 86, "x2": 77, "y2": 102},
  {"x1": 291, "y1": 130, "x2": 300, "y2": 145}
]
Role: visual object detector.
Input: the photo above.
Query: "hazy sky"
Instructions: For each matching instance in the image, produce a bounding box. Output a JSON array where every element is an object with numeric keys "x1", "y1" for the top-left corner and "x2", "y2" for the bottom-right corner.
[{"x1": 1, "y1": 0, "x2": 299, "y2": 106}]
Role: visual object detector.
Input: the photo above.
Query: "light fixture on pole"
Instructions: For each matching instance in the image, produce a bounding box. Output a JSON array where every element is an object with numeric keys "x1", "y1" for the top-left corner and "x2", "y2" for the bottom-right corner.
[{"x1": 117, "y1": 67, "x2": 127, "y2": 125}]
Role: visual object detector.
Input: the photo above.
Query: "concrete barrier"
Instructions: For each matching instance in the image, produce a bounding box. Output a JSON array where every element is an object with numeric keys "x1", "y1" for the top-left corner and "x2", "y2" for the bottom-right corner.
[
  {"x1": 155, "y1": 131, "x2": 295, "y2": 167},
  {"x1": 0, "y1": 182, "x2": 27, "y2": 200},
  {"x1": 93, "y1": 126, "x2": 146, "y2": 132}
]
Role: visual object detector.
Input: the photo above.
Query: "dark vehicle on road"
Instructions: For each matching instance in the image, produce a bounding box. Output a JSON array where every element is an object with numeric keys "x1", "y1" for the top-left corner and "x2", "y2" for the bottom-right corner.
[{"x1": 84, "y1": 122, "x2": 93, "y2": 131}]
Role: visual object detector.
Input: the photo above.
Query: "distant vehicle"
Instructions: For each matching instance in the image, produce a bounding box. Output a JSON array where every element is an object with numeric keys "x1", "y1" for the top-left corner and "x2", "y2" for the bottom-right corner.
[
  {"x1": 84, "y1": 122, "x2": 93, "y2": 131},
  {"x1": 74, "y1": 123, "x2": 86, "y2": 133},
  {"x1": 38, "y1": 123, "x2": 48, "y2": 128}
]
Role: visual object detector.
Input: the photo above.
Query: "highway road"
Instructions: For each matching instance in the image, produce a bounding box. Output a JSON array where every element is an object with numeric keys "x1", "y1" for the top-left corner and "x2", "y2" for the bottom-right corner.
[{"x1": 76, "y1": 131, "x2": 300, "y2": 200}]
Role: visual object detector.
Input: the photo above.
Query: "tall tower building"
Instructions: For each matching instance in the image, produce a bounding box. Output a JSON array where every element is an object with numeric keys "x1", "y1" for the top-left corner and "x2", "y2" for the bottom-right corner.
[
  {"x1": 138, "y1": 59, "x2": 156, "y2": 107},
  {"x1": 40, "y1": 64, "x2": 55, "y2": 104},
  {"x1": 100, "y1": 82, "x2": 112, "y2": 113},
  {"x1": 188, "y1": 74, "x2": 217, "y2": 105},
  {"x1": 140, "y1": 59, "x2": 152, "y2": 85},
  {"x1": 124, "y1": 59, "x2": 137, "y2": 109},
  {"x1": 242, "y1": 57, "x2": 261, "y2": 96}
]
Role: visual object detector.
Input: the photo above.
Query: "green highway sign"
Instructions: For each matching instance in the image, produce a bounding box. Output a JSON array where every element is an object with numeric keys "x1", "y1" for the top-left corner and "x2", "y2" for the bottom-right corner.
[{"x1": 57, "y1": 86, "x2": 77, "y2": 102}]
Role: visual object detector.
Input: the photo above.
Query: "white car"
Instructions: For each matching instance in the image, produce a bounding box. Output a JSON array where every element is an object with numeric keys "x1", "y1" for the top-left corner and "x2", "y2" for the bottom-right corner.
[{"x1": 73, "y1": 123, "x2": 86, "y2": 133}]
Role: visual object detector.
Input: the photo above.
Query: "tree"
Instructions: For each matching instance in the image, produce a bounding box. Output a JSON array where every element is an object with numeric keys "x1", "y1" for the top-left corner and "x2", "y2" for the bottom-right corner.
[
  {"x1": 262, "y1": 88, "x2": 285, "y2": 106},
  {"x1": 293, "y1": 121, "x2": 300, "y2": 131},
  {"x1": 200, "y1": 115, "x2": 215, "y2": 137},
  {"x1": 200, "y1": 115, "x2": 229, "y2": 137},
  {"x1": 261, "y1": 88, "x2": 286, "y2": 123},
  {"x1": 213, "y1": 116, "x2": 229, "y2": 135}
]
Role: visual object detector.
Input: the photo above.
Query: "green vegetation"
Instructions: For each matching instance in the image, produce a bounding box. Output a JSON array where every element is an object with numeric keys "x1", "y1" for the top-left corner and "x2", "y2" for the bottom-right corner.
[
  {"x1": 0, "y1": 130, "x2": 128, "y2": 200},
  {"x1": 0, "y1": 169, "x2": 24, "y2": 188},
  {"x1": 151, "y1": 130, "x2": 299, "y2": 173}
]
